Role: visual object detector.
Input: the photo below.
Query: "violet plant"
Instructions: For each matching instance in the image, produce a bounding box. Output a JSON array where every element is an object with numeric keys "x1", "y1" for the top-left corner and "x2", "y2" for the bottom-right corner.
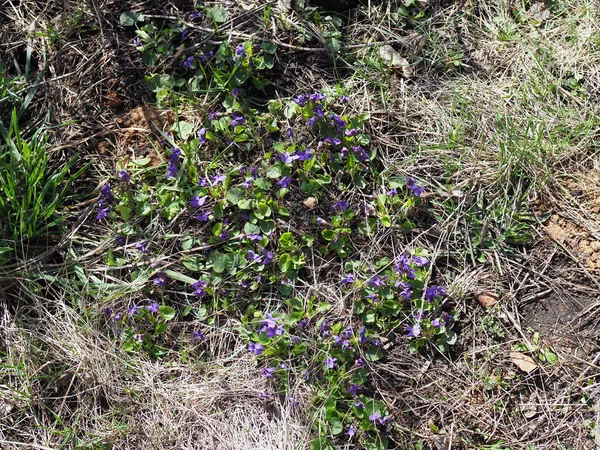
[{"x1": 103, "y1": 17, "x2": 456, "y2": 448}]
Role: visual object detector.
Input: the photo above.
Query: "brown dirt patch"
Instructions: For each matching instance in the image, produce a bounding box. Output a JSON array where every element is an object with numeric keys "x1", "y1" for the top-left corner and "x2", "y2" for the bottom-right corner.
[{"x1": 97, "y1": 105, "x2": 173, "y2": 168}]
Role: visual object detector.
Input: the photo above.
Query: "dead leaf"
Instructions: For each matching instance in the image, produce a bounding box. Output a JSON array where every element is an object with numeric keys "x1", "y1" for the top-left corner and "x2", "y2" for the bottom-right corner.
[
  {"x1": 303, "y1": 197, "x2": 318, "y2": 209},
  {"x1": 510, "y1": 351, "x2": 538, "y2": 373},
  {"x1": 528, "y1": 2, "x2": 552, "y2": 24},
  {"x1": 276, "y1": 0, "x2": 293, "y2": 13},
  {"x1": 378, "y1": 45, "x2": 413, "y2": 78},
  {"x1": 476, "y1": 291, "x2": 499, "y2": 307}
]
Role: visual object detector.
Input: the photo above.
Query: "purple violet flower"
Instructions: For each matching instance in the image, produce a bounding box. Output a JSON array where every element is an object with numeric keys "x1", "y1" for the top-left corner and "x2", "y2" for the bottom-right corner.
[
  {"x1": 293, "y1": 94, "x2": 309, "y2": 106},
  {"x1": 262, "y1": 367, "x2": 276, "y2": 378},
  {"x1": 191, "y1": 280, "x2": 207, "y2": 298},
  {"x1": 279, "y1": 152, "x2": 299, "y2": 164},
  {"x1": 283, "y1": 127, "x2": 294, "y2": 139},
  {"x1": 395, "y1": 253, "x2": 416, "y2": 279},
  {"x1": 339, "y1": 95, "x2": 349, "y2": 103},
  {"x1": 333, "y1": 200, "x2": 348, "y2": 211},
  {"x1": 118, "y1": 170, "x2": 131, "y2": 182},
  {"x1": 259, "y1": 314, "x2": 284, "y2": 338},
  {"x1": 190, "y1": 195, "x2": 207, "y2": 208},
  {"x1": 359, "y1": 327, "x2": 367, "y2": 343},
  {"x1": 366, "y1": 293, "x2": 379, "y2": 302},
  {"x1": 153, "y1": 271, "x2": 167, "y2": 287},
  {"x1": 196, "y1": 211, "x2": 210, "y2": 222},
  {"x1": 406, "y1": 177, "x2": 425, "y2": 197},
  {"x1": 262, "y1": 250, "x2": 274, "y2": 265},
  {"x1": 324, "y1": 357, "x2": 337, "y2": 369},
  {"x1": 347, "y1": 424, "x2": 356, "y2": 437},
  {"x1": 189, "y1": 12, "x2": 202, "y2": 20},
  {"x1": 352, "y1": 145, "x2": 369, "y2": 161},
  {"x1": 146, "y1": 302, "x2": 159, "y2": 314},
  {"x1": 96, "y1": 206, "x2": 109, "y2": 221},
  {"x1": 211, "y1": 173, "x2": 226, "y2": 185},
  {"x1": 405, "y1": 323, "x2": 421, "y2": 338},
  {"x1": 424, "y1": 285, "x2": 446, "y2": 302},
  {"x1": 192, "y1": 330, "x2": 206, "y2": 341},
  {"x1": 413, "y1": 255, "x2": 430, "y2": 267},
  {"x1": 229, "y1": 113, "x2": 245, "y2": 127},
  {"x1": 128, "y1": 302, "x2": 141, "y2": 316},
  {"x1": 234, "y1": 44, "x2": 247, "y2": 60},
  {"x1": 246, "y1": 250, "x2": 263, "y2": 263},
  {"x1": 183, "y1": 56, "x2": 194, "y2": 69},
  {"x1": 348, "y1": 383, "x2": 361, "y2": 395},
  {"x1": 198, "y1": 127, "x2": 207, "y2": 145},
  {"x1": 341, "y1": 274, "x2": 355, "y2": 284},
  {"x1": 369, "y1": 412, "x2": 382, "y2": 423},
  {"x1": 277, "y1": 176, "x2": 293, "y2": 188},
  {"x1": 368, "y1": 274, "x2": 387, "y2": 288},
  {"x1": 397, "y1": 281, "x2": 412, "y2": 300},
  {"x1": 248, "y1": 342, "x2": 264, "y2": 355},
  {"x1": 294, "y1": 148, "x2": 312, "y2": 161},
  {"x1": 135, "y1": 242, "x2": 149, "y2": 253}
]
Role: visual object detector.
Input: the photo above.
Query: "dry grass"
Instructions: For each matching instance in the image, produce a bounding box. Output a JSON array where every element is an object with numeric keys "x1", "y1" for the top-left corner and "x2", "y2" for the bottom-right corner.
[{"x1": 1, "y1": 287, "x2": 312, "y2": 449}]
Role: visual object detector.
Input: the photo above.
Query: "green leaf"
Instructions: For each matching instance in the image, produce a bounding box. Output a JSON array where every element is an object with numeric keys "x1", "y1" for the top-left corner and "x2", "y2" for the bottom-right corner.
[
  {"x1": 213, "y1": 202, "x2": 223, "y2": 220},
  {"x1": 330, "y1": 418, "x2": 343, "y2": 435},
  {"x1": 321, "y1": 230, "x2": 335, "y2": 241},
  {"x1": 286, "y1": 297, "x2": 303, "y2": 310},
  {"x1": 116, "y1": 205, "x2": 131, "y2": 220},
  {"x1": 238, "y1": 198, "x2": 252, "y2": 210},
  {"x1": 131, "y1": 157, "x2": 151, "y2": 166},
  {"x1": 206, "y1": 7, "x2": 229, "y2": 23},
  {"x1": 163, "y1": 270, "x2": 197, "y2": 285},
  {"x1": 182, "y1": 257, "x2": 204, "y2": 271},
  {"x1": 226, "y1": 188, "x2": 244, "y2": 205},
  {"x1": 224, "y1": 253, "x2": 244, "y2": 274},
  {"x1": 159, "y1": 305, "x2": 176, "y2": 321},
  {"x1": 244, "y1": 222, "x2": 261, "y2": 235},
  {"x1": 259, "y1": 219, "x2": 276, "y2": 234},
  {"x1": 279, "y1": 253, "x2": 290, "y2": 272},
  {"x1": 213, "y1": 253, "x2": 226, "y2": 273},
  {"x1": 365, "y1": 345, "x2": 384, "y2": 361},
  {"x1": 380, "y1": 214, "x2": 392, "y2": 227},
  {"x1": 540, "y1": 349, "x2": 559, "y2": 364},
  {"x1": 232, "y1": 66, "x2": 250, "y2": 86},
  {"x1": 279, "y1": 232, "x2": 296, "y2": 250},
  {"x1": 172, "y1": 121, "x2": 194, "y2": 140},
  {"x1": 266, "y1": 164, "x2": 283, "y2": 179},
  {"x1": 180, "y1": 235, "x2": 194, "y2": 250},
  {"x1": 261, "y1": 42, "x2": 277, "y2": 54},
  {"x1": 310, "y1": 438, "x2": 330, "y2": 450},
  {"x1": 120, "y1": 11, "x2": 144, "y2": 26}
]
